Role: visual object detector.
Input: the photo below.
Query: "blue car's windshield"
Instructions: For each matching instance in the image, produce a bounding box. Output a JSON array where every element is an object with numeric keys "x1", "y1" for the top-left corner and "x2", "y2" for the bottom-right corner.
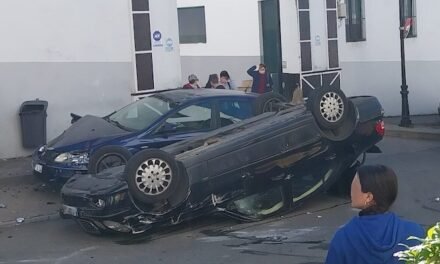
[{"x1": 107, "y1": 95, "x2": 177, "y2": 131}]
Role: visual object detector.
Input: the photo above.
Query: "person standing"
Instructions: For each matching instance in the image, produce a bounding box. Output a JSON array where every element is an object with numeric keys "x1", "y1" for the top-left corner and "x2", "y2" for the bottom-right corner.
[
  {"x1": 247, "y1": 64, "x2": 273, "y2": 94},
  {"x1": 183, "y1": 74, "x2": 200, "y2": 89},
  {"x1": 325, "y1": 165, "x2": 425, "y2": 264},
  {"x1": 219, "y1": 70, "x2": 237, "y2": 90}
]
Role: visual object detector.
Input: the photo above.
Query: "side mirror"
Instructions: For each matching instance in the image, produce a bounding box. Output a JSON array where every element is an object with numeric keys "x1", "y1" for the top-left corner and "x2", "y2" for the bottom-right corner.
[{"x1": 70, "y1": 113, "x2": 82, "y2": 124}]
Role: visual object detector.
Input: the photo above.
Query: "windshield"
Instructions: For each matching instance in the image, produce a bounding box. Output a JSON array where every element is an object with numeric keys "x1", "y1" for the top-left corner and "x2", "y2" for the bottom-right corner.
[{"x1": 107, "y1": 95, "x2": 177, "y2": 131}]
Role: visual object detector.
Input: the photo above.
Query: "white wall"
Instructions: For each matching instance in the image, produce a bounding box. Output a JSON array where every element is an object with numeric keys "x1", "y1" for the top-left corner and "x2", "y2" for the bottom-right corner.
[
  {"x1": 177, "y1": 0, "x2": 261, "y2": 57},
  {"x1": 0, "y1": 0, "x2": 133, "y2": 63},
  {"x1": 150, "y1": 0, "x2": 182, "y2": 90},
  {"x1": 279, "y1": 0, "x2": 301, "y2": 74},
  {"x1": 340, "y1": 1, "x2": 440, "y2": 62},
  {"x1": 339, "y1": 0, "x2": 440, "y2": 115},
  {"x1": 0, "y1": 0, "x2": 135, "y2": 159}
]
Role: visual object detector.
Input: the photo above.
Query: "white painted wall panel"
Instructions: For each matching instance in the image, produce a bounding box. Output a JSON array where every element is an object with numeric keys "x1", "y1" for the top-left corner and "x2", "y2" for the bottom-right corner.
[
  {"x1": 339, "y1": 0, "x2": 440, "y2": 62},
  {"x1": 0, "y1": 0, "x2": 133, "y2": 62},
  {"x1": 177, "y1": 0, "x2": 261, "y2": 57},
  {"x1": 150, "y1": 0, "x2": 182, "y2": 89},
  {"x1": 279, "y1": 0, "x2": 301, "y2": 74}
]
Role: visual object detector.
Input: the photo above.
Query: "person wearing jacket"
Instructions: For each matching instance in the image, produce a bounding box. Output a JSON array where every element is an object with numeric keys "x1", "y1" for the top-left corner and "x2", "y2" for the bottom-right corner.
[
  {"x1": 205, "y1": 74, "x2": 225, "y2": 89},
  {"x1": 325, "y1": 165, "x2": 424, "y2": 264},
  {"x1": 219, "y1": 70, "x2": 237, "y2": 90},
  {"x1": 247, "y1": 64, "x2": 273, "y2": 94},
  {"x1": 183, "y1": 74, "x2": 200, "y2": 89}
]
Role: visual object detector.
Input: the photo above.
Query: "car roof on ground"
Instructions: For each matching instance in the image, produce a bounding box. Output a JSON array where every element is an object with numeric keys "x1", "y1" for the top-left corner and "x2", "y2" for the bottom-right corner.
[{"x1": 151, "y1": 88, "x2": 257, "y2": 105}]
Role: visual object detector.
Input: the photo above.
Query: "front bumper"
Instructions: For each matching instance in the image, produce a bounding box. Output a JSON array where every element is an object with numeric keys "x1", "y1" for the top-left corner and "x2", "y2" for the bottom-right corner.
[
  {"x1": 32, "y1": 152, "x2": 88, "y2": 181},
  {"x1": 60, "y1": 202, "x2": 133, "y2": 219}
]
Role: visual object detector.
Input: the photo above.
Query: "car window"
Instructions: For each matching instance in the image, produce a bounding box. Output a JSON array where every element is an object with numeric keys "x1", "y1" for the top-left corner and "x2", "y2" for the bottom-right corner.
[
  {"x1": 162, "y1": 102, "x2": 213, "y2": 133},
  {"x1": 107, "y1": 95, "x2": 177, "y2": 131},
  {"x1": 218, "y1": 99, "x2": 254, "y2": 127}
]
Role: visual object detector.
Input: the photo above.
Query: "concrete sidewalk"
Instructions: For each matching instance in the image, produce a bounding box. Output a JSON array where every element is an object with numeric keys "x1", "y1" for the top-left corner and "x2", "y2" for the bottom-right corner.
[
  {"x1": 0, "y1": 114, "x2": 439, "y2": 227},
  {"x1": 384, "y1": 114, "x2": 440, "y2": 140}
]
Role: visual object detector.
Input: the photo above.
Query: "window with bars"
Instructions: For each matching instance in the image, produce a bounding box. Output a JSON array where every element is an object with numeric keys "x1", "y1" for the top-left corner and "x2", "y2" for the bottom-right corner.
[
  {"x1": 345, "y1": 0, "x2": 366, "y2": 42},
  {"x1": 404, "y1": 0, "x2": 417, "y2": 38}
]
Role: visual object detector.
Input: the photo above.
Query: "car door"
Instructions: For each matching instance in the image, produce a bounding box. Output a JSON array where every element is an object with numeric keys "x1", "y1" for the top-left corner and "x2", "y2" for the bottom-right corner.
[
  {"x1": 216, "y1": 98, "x2": 255, "y2": 128},
  {"x1": 141, "y1": 100, "x2": 215, "y2": 149}
]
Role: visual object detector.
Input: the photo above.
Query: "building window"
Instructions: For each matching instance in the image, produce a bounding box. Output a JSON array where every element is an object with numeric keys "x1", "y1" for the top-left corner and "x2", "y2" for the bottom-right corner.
[
  {"x1": 131, "y1": 0, "x2": 154, "y2": 92},
  {"x1": 345, "y1": 0, "x2": 366, "y2": 42},
  {"x1": 178, "y1": 7, "x2": 207, "y2": 44},
  {"x1": 404, "y1": 0, "x2": 417, "y2": 38}
]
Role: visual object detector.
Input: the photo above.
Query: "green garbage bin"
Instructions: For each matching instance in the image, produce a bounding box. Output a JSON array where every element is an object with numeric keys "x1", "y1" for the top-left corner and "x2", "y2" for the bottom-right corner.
[{"x1": 19, "y1": 99, "x2": 48, "y2": 148}]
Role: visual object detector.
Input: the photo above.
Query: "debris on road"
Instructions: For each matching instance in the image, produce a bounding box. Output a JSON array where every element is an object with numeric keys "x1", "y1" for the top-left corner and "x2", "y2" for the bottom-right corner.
[
  {"x1": 16, "y1": 217, "x2": 25, "y2": 224},
  {"x1": 33, "y1": 184, "x2": 47, "y2": 192},
  {"x1": 0, "y1": 203, "x2": 6, "y2": 208},
  {"x1": 435, "y1": 197, "x2": 440, "y2": 202}
]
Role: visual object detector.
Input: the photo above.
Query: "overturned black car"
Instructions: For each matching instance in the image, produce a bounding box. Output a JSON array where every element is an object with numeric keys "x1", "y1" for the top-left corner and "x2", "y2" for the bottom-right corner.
[{"x1": 60, "y1": 88, "x2": 385, "y2": 235}]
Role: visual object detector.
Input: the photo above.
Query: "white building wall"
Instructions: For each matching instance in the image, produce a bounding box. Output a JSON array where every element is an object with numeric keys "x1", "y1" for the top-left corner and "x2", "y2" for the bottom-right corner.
[
  {"x1": 0, "y1": 0, "x2": 135, "y2": 159},
  {"x1": 339, "y1": 0, "x2": 440, "y2": 115},
  {"x1": 0, "y1": 0, "x2": 183, "y2": 159},
  {"x1": 150, "y1": 0, "x2": 182, "y2": 90},
  {"x1": 279, "y1": 0, "x2": 301, "y2": 74},
  {"x1": 178, "y1": 0, "x2": 262, "y2": 86}
]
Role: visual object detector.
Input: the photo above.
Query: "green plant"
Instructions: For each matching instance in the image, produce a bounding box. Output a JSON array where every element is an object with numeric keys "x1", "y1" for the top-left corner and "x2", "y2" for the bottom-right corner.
[{"x1": 394, "y1": 222, "x2": 440, "y2": 264}]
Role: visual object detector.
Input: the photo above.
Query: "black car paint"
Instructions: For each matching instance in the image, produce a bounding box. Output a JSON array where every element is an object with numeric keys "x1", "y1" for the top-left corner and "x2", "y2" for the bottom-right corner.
[{"x1": 61, "y1": 96, "x2": 384, "y2": 235}]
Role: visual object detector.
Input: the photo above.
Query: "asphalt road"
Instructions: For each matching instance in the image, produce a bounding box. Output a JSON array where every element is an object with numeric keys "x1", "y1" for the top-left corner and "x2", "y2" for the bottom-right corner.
[{"x1": 1, "y1": 137, "x2": 439, "y2": 264}]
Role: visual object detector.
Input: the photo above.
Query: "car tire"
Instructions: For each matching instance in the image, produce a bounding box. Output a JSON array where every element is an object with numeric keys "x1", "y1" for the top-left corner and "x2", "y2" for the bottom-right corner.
[
  {"x1": 308, "y1": 87, "x2": 349, "y2": 129},
  {"x1": 125, "y1": 149, "x2": 182, "y2": 205},
  {"x1": 88, "y1": 146, "x2": 132, "y2": 174},
  {"x1": 255, "y1": 92, "x2": 288, "y2": 114},
  {"x1": 317, "y1": 100, "x2": 358, "y2": 142}
]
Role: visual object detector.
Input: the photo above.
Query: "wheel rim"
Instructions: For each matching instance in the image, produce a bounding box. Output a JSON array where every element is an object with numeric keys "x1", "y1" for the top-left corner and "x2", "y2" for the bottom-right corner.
[
  {"x1": 135, "y1": 158, "x2": 172, "y2": 195},
  {"x1": 262, "y1": 98, "x2": 283, "y2": 112},
  {"x1": 319, "y1": 92, "x2": 344, "y2": 122},
  {"x1": 97, "y1": 154, "x2": 126, "y2": 172}
]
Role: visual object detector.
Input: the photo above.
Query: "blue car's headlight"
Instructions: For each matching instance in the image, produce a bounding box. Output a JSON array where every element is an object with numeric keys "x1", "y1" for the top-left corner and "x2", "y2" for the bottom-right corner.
[{"x1": 54, "y1": 152, "x2": 89, "y2": 164}]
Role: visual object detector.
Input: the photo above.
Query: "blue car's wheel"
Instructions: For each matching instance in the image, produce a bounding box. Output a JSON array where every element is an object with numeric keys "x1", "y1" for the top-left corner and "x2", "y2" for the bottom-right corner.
[
  {"x1": 88, "y1": 146, "x2": 132, "y2": 174},
  {"x1": 255, "y1": 92, "x2": 288, "y2": 114}
]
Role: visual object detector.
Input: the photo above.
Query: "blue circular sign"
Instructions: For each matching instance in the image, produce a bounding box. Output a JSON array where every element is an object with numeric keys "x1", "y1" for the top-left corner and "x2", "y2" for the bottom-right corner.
[{"x1": 153, "y1": 31, "x2": 162, "y2": 41}]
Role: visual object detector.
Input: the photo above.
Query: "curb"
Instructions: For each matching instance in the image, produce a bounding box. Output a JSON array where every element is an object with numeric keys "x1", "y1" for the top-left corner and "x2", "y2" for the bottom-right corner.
[
  {"x1": 386, "y1": 128, "x2": 440, "y2": 141},
  {"x1": 0, "y1": 213, "x2": 60, "y2": 228}
]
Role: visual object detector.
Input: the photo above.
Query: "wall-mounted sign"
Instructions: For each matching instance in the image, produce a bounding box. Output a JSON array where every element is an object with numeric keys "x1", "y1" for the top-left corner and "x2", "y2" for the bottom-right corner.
[
  {"x1": 315, "y1": 35, "x2": 321, "y2": 46},
  {"x1": 152, "y1": 30, "x2": 163, "y2": 47},
  {"x1": 165, "y1": 38, "x2": 174, "y2": 52}
]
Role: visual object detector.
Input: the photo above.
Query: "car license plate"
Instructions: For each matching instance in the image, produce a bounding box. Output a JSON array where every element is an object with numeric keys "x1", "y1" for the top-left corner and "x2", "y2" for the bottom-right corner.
[
  {"x1": 34, "y1": 164, "x2": 43, "y2": 173},
  {"x1": 62, "y1": 205, "x2": 78, "y2": 217}
]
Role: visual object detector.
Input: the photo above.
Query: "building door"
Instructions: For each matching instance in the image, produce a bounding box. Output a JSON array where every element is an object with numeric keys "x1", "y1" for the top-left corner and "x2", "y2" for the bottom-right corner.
[
  {"x1": 309, "y1": 0, "x2": 328, "y2": 71},
  {"x1": 259, "y1": 0, "x2": 283, "y2": 94},
  {"x1": 298, "y1": 0, "x2": 340, "y2": 98}
]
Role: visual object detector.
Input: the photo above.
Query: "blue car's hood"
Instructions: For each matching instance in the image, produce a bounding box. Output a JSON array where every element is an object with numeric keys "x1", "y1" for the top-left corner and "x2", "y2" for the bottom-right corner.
[{"x1": 48, "y1": 115, "x2": 130, "y2": 149}]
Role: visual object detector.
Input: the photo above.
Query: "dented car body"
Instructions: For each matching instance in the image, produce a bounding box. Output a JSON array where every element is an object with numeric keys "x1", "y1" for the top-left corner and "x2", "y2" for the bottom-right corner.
[{"x1": 61, "y1": 95, "x2": 384, "y2": 235}]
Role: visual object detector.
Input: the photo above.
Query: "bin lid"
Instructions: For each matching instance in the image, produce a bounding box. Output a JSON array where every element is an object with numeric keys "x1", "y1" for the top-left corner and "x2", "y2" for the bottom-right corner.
[{"x1": 19, "y1": 99, "x2": 48, "y2": 113}]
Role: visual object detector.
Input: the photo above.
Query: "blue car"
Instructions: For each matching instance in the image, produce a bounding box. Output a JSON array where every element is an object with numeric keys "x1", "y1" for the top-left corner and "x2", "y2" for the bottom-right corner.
[{"x1": 32, "y1": 89, "x2": 276, "y2": 181}]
